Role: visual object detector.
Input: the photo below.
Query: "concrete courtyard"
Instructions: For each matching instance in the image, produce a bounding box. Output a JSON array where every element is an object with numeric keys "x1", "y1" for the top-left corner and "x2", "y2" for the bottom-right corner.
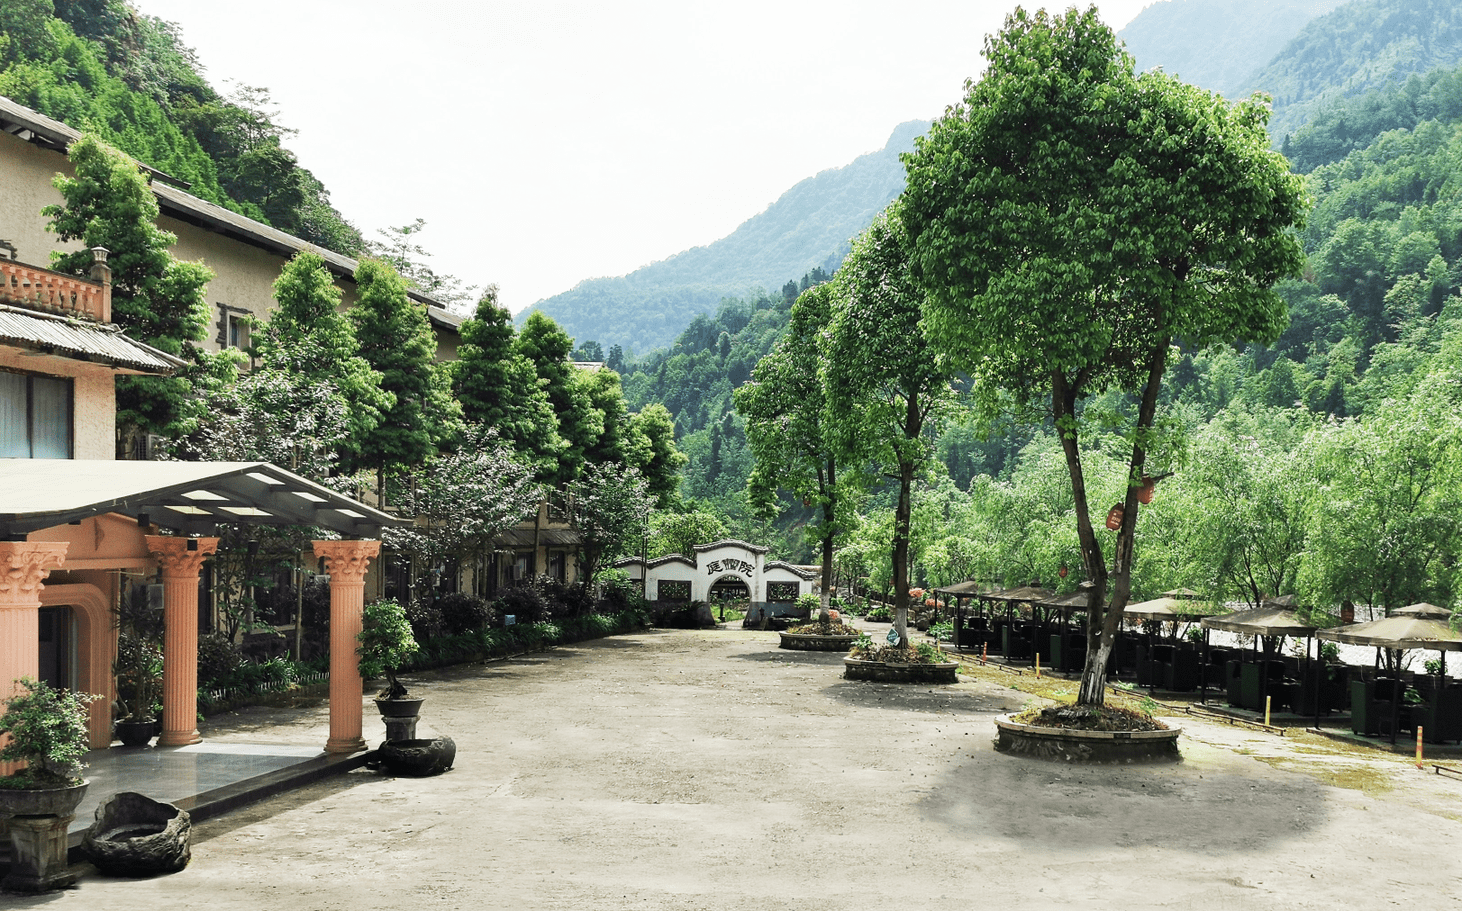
[{"x1": 20, "y1": 628, "x2": 1462, "y2": 910}]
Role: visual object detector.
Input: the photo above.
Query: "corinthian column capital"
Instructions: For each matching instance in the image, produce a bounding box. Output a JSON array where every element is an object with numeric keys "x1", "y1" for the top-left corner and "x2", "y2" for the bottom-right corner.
[
  {"x1": 145, "y1": 536, "x2": 219, "y2": 578},
  {"x1": 0, "y1": 542, "x2": 68, "y2": 607},
  {"x1": 313, "y1": 540, "x2": 381, "y2": 585}
]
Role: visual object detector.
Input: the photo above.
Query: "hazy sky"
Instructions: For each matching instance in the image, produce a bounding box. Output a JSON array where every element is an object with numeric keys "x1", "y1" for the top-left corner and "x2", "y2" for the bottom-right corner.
[{"x1": 131, "y1": 1, "x2": 1153, "y2": 312}]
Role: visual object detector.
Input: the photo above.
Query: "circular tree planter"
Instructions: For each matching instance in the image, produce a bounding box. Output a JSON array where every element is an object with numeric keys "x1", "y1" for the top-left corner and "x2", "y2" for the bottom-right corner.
[
  {"x1": 993, "y1": 713, "x2": 1182, "y2": 763},
  {"x1": 779, "y1": 632, "x2": 861, "y2": 652},
  {"x1": 842, "y1": 657, "x2": 959, "y2": 684}
]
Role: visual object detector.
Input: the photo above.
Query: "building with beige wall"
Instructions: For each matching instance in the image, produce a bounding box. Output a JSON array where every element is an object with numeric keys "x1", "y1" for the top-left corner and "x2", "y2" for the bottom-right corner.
[{"x1": 0, "y1": 95, "x2": 463, "y2": 365}]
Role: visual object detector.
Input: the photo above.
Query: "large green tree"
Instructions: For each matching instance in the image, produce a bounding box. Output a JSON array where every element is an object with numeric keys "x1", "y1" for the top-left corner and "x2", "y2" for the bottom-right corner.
[
  {"x1": 517, "y1": 311, "x2": 602, "y2": 486},
  {"x1": 453, "y1": 287, "x2": 562, "y2": 474},
  {"x1": 260, "y1": 252, "x2": 391, "y2": 468},
  {"x1": 44, "y1": 133, "x2": 215, "y2": 438},
  {"x1": 570, "y1": 461, "x2": 655, "y2": 592},
  {"x1": 626, "y1": 403, "x2": 687, "y2": 508},
  {"x1": 823, "y1": 206, "x2": 957, "y2": 645},
  {"x1": 736, "y1": 282, "x2": 846, "y2": 608},
  {"x1": 349, "y1": 259, "x2": 448, "y2": 476},
  {"x1": 901, "y1": 7, "x2": 1308, "y2": 706}
]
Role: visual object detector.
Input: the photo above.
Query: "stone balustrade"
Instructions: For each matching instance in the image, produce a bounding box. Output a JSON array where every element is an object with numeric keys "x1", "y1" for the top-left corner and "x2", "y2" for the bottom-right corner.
[{"x1": 0, "y1": 249, "x2": 111, "y2": 322}]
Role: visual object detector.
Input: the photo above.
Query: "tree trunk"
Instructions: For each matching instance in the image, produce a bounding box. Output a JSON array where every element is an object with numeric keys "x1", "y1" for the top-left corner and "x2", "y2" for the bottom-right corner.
[
  {"x1": 892, "y1": 455, "x2": 914, "y2": 647},
  {"x1": 820, "y1": 459, "x2": 836, "y2": 611},
  {"x1": 1071, "y1": 339, "x2": 1170, "y2": 707}
]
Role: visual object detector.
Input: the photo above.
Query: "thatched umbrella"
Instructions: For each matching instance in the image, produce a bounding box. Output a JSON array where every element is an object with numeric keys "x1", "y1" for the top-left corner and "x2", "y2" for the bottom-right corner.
[
  {"x1": 1392, "y1": 603, "x2": 1454, "y2": 621},
  {"x1": 1036, "y1": 588, "x2": 1096, "y2": 672},
  {"x1": 1318, "y1": 615, "x2": 1462, "y2": 743},
  {"x1": 1161, "y1": 587, "x2": 1203, "y2": 600},
  {"x1": 1202, "y1": 602, "x2": 1320, "y2": 718}
]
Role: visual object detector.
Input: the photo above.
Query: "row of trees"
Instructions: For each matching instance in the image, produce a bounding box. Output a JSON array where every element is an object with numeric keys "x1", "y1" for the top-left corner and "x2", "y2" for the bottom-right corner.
[{"x1": 42, "y1": 132, "x2": 683, "y2": 624}]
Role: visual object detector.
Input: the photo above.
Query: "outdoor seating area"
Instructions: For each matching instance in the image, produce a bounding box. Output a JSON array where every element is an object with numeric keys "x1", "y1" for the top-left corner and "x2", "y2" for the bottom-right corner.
[{"x1": 939, "y1": 584, "x2": 1462, "y2": 747}]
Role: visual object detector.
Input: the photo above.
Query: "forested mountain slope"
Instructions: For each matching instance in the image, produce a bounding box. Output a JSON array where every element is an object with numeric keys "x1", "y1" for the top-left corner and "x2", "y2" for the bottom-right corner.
[
  {"x1": 519, "y1": 121, "x2": 926, "y2": 355},
  {"x1": 0, "y1": 0, "x2": 363, "y2": 254},
  {"x1": 1248, "y1": 0, "x2": 1462, "y2": 141},
  {"x1": 1119, "y1": 0, "x2": 1346, "y2": 96}
]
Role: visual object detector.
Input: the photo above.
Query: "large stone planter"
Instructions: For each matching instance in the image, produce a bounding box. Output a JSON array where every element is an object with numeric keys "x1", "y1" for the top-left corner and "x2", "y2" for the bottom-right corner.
[
  {"x1": 842, "y1": 657, "x2": 960, "y2": 684},
  {"x1": 81, "y1": 792, "x2": 192, "y2": 876},
  {"x1": 377, "y1": 736, "x2": 456, "y2": 777},
  {"x1": 0, "y1": 779, "x2": 88, "y2": 892},
  {"x1": 993, "y1": 713, "x2": 1182, "y2": 763},
  {"x1": 779, "y1": 632, "x2": 860, "y2": 652}
]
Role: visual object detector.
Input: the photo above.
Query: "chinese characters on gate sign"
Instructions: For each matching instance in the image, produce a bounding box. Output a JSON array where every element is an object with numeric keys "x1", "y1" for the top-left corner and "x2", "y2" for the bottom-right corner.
[{"x1": 705, "y1": 559, "x2": 755, "y2": 576}]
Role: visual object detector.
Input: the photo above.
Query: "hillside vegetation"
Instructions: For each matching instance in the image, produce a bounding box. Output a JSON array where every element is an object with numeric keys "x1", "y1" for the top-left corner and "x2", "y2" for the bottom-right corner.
[
  {"x1": 1120, "y1": 0, "x2": 1346, "y2": 96},
  {"x1": 1249, "y1": 0, "x2": 1462, "y2": 140},
  {"x1": 0, "y1": 0, "x2": 363, "y2": 254}
]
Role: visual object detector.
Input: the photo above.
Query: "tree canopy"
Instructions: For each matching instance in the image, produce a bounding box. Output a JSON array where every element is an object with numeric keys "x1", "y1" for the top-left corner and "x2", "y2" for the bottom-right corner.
[{"x1": 901, "y1": 7, "x2": 1309, "y2": 705}]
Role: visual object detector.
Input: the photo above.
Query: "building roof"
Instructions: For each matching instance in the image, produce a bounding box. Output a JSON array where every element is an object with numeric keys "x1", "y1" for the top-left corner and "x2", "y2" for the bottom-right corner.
[
  {"x1": 0, "y1": 95, "x2": 180, "y2": 186},
  {"x1": 0, "y1": 303, "x2": 185, "y2": 374},
  {"x1": 765, "y1": 560, "x2": 816, "y2": 580},
  {"x1": 692, "y1": 539, "x2": 771, "y2": 555},
  {"x1": 0, "y1": 94, "x2": 463, "y2": 335},
  {"x1": 0, "y1": 459, "x2": 403, "y2": 538}
]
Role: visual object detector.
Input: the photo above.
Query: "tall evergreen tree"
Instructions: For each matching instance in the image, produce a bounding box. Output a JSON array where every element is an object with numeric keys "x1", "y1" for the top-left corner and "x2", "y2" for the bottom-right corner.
[
  {"x1": 44, "y1": 133, "x2": 215, "y2": 438},
  {"x1": 348, "y1": 259, "x2": 440, "y2": 474},
  {"x1": 261, "y1": 252, "x2": 391, "y2": 466},
  {"x1": 453, "y1": 287, "x2": 561, "y2": 473},
  {"x1": 517, "y1": 311, "x2": 602, "y2": 486}
]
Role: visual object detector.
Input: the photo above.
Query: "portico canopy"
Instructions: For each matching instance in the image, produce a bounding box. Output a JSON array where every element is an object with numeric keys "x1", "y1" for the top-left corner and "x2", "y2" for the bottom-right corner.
[{"x1": 0, "y1": 459, "x2": 402, "y2": 538}]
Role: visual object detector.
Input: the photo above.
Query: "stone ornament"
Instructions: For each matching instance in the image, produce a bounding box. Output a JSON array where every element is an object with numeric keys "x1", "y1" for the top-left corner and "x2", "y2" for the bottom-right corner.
[
  {"x1": 313, "y1": 540, "x2": 381, "y2": 584},
  {"x1": 144, "y1": 536, "x2": 219, "y2": 578},
  {"x1": 0, "y1": 542, "x2": 68, "y2": 605}
]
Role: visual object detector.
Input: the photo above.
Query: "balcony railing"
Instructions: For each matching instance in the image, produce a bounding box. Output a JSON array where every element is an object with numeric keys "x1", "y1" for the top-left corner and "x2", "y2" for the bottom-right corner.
[{"x1": 0, "y1": 248, "x2": 112, "y2": 323}]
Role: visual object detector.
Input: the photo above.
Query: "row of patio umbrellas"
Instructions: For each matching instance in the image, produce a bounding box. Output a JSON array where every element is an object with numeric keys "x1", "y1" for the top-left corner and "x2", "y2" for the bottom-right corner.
[{"x1": 938, "y1": 580, "x2": 1461, "y2": 654}]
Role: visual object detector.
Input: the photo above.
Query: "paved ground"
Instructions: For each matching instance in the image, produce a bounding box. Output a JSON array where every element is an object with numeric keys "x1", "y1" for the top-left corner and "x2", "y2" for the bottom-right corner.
[{"x1": 21, "y1": 628, "x2": 1462, "y2": 910}]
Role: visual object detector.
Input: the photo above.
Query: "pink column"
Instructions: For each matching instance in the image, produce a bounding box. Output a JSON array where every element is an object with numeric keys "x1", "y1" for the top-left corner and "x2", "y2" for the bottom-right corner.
[
  {"x1": 146, "y1": 536, "x2": 218, "y2": 747},
  {"x1": 313, "y1": 540, "x2": 380, "y2": 754},
  {"x1": 0, "y1": 542, "x2": 68, "y2": 775}
]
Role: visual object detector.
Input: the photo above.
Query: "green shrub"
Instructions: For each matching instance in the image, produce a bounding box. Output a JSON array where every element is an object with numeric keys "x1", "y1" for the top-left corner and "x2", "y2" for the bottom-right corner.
[
  {"x1": 358, "y1": 599, "x2": 420, "y2": 698},
  {"x1": 0, "y1": 678, "x2": 98, "y2": 787}
]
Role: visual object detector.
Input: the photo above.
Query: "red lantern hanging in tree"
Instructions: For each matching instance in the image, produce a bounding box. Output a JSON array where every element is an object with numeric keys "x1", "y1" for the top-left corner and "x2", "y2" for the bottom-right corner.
[{"x1": 1105, "y1": 504, "x2": 1124, "y2": 530}]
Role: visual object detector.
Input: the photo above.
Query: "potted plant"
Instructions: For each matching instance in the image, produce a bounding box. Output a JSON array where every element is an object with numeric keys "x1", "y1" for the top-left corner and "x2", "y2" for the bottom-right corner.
[
  {"x1": 357, "y1": 598, "x2": 423, "y2": 738},
  {"x1": 113, "y1": 584, "x2": 163, "y2": 746},
  {"x1": 0, "y1": 677, "x2": 99, "y2": 891}
]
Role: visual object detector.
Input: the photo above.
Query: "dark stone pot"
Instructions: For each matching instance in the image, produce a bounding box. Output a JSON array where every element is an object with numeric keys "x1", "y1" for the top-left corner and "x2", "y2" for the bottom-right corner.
[
  {"x1": 115, "y1": 718, "x2": 158, "y2": 747},
  {"x1": 842, "y1": 657, "x2": 960, "y2": 684},
  {"x1": 377, "y1": 736, "x2": 456, "y2": 777},
  {"x1": 993, "y1": 714, "x2": 1182, "y2": 763},
  {"x1": 375, "y1": 695, "x2": 426, "y2": 719},
  {"x1": 0, "y1": 779, "x2": 88, "y2": 817},
  {"x1": 82, "y1": 791, "x2": 191, "y2": 876}
]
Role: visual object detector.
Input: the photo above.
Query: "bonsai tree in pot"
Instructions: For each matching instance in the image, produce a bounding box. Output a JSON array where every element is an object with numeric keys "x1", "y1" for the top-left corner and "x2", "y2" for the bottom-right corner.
[
  {"x1": 0, "y1": 677, "x2": 98, "y2": 793},
  {"x1": 0, "y1": 678, "x2": 100, "y2": 891},
  {"x1": 357, "y1": 598, "x2": 423, "y2": 740}
]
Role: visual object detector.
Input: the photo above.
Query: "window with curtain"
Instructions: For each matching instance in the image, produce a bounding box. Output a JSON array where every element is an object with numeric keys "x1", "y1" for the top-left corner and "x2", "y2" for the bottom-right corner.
[{"x1": 0, "y1": 371, "x2": 73, "y2": 458}]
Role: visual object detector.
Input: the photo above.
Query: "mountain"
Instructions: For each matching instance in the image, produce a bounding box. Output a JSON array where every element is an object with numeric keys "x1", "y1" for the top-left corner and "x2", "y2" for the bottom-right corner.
[
  {"x1": 1118, "y1": 0, "x2": 1348, "y2": 97},
  {"x1": 519, "y1": 121, "x2": 928, "y2": 355},
  {"x1": 1245, "y1": 0, "x2": 1462, "y2": 140}
]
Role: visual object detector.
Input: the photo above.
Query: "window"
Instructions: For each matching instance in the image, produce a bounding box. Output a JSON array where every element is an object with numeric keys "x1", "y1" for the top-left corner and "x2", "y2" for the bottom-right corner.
[
  {"x1": 766, "y1": 582, "x2": 799, "y2": 603},
  {"x1": 227, "y1": 313, "x2": 250, "y2": 351},
  {"x1": 216, "y1": 304, "x2": 252, "y2": 356},
  {"x1": 657, "y1": 580, "x2": 691, "y2": 602},
  {"x1": 0, "y1": 371, "x2": 72, "y2": 458}
]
